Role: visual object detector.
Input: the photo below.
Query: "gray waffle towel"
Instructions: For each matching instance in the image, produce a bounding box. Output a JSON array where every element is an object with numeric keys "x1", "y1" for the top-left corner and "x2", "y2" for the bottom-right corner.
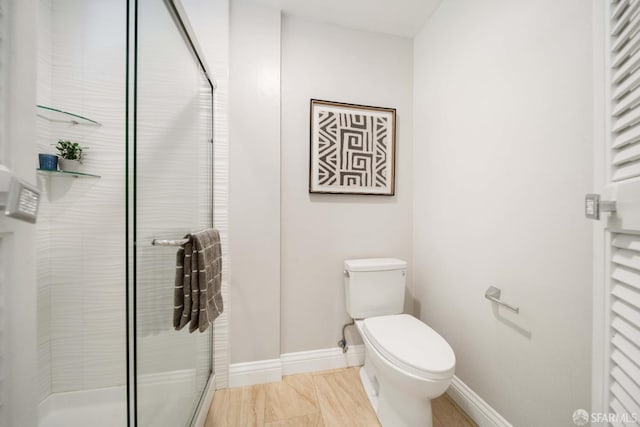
[{"x1": 173, "y1": 229, "x2": 223, "y2": 332}]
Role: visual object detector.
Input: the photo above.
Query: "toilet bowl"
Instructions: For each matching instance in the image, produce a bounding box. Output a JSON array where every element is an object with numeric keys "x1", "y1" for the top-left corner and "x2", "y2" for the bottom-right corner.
[{"x1": 356, "y1": 315, "x2": 455, "y2": 427}]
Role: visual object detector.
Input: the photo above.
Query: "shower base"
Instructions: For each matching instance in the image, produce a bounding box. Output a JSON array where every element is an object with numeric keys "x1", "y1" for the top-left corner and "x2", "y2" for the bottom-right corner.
[
  {"x1": 38, "y1": 386, "x2": 127, "y2": 427},
  {"x1": 38, "y1": 369, "x2": 203, "y2": 427}
]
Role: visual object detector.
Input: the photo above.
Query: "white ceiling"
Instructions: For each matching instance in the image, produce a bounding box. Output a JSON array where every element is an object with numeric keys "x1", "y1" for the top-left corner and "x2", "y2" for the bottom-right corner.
[{"x1": 239, "y1": 0, "x2": 444, "y2": 38}]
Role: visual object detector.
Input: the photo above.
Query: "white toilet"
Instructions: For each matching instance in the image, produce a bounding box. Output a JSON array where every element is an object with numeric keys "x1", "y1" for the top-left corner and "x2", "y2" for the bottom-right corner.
[{"x1": 344, "y1": 258, "x2": 456, "y2": 427}]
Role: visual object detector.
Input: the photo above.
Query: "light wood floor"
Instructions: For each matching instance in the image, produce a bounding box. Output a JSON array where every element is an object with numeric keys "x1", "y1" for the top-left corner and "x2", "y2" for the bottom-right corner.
[{"x1": 205, "y1": 367, "x2": 476, "y2": 427}]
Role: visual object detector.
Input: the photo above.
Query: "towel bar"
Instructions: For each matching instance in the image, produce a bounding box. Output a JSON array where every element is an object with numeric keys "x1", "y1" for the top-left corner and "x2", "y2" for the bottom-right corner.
[
  {"x1": 151, "y1": 238, "x2": 189, "y2": 246},
  {"x1": 485, "y1": 286, "x2": 520, "y2": 313}
]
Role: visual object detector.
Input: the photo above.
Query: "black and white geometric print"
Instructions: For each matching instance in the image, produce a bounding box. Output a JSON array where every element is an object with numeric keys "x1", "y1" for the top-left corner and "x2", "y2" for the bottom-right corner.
[{"x1": 310, "y1": 100, "x2": 395, "y2": 195}]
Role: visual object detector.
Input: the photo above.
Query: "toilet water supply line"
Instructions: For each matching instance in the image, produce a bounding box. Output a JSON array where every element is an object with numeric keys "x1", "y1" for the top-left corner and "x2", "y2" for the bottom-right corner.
[{"x1": 338, "y1": 319, "x2": 355, "y2": 353}]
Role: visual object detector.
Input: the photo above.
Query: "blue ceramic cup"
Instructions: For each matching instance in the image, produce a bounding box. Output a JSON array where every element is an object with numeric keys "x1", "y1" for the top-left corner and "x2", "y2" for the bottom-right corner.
[{"x1": 39, "y1": 154, "x2": 58, "y2": 171}]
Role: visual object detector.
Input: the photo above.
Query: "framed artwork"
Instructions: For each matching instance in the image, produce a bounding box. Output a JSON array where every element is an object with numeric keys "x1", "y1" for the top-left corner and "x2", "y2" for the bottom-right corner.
[{"x1": 309, "y1": 99, "x2": 396, "y2": 195}]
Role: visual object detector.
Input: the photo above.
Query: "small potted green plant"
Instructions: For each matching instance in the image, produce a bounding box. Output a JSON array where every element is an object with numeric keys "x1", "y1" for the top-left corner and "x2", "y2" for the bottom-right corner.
[{"x1": 56, "y1": 140, "x2": 86, "y2": 172}]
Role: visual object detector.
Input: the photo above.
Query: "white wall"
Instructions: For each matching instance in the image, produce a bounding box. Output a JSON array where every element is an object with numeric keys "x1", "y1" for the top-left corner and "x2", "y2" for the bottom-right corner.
[
  {"x1": 280, "y1": 16, "x2": 414, "y2": 353},
  {"x1": 413, "y1": 1, "x2": 593, "y2": 425},
  {"x1": 229, "y1": 2, "x2": 281, "y2": 364},
  {"x1": 228, "y1": 7, "x2": 413, "y2": 364}
]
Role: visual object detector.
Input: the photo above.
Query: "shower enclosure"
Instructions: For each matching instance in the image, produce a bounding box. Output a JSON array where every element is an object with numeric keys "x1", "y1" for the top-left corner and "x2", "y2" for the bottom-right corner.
[{"x1": 35, "y1": 0, "x2": 216, "y2": 426}]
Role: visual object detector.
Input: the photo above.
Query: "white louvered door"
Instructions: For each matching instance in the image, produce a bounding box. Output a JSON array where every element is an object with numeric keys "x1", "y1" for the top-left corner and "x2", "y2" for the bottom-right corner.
[{"x1": 599, "y1": 0, "x2": 640, "y2": 423}]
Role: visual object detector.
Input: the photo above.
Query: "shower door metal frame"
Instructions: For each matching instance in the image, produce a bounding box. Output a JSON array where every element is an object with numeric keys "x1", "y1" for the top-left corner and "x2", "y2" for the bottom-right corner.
[{"x1": 126, "y1": 0, "x2": 217, "y2": 425}]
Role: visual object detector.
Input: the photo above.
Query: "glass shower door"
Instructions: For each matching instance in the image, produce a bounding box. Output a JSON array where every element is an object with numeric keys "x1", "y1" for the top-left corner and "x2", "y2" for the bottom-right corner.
[{"x1": 132, "y1": 0, "x2": 214, "y2": 425}]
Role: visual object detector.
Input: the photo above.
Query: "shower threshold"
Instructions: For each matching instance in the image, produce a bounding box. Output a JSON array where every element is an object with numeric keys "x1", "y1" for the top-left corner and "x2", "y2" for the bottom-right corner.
[
  {"x1": 38, "y1": 369, "x2": 200, "y2": 427},
  {"x1": 38, "y1": 386, "x2": 127, "y2": 427}
]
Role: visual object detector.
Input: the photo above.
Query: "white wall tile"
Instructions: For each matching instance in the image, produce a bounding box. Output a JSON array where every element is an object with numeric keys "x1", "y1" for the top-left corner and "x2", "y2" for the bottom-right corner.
[
  {"x1": 36, "y1": 0, "x2": 127, "y2": 396},
  {"x1": 36, "y1": 0, "x2": 53, "y2": 402}
]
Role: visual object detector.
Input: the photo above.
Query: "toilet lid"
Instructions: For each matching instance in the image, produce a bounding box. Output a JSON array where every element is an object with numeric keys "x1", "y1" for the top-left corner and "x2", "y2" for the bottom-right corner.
[{"x1": 362, "y1": 314, "x2": 455, "y2": 380}]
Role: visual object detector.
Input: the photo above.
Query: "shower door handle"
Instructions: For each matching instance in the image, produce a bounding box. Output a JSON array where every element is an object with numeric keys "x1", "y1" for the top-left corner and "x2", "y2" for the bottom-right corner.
[{"x1": 151, "y1": 237, "x2": 190, "y2": 246}]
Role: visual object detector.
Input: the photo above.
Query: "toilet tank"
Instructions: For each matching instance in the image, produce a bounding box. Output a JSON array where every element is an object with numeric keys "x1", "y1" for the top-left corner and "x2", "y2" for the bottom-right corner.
[{"x1": 344, "y1": 258, "x2": 407, "y2": 319}]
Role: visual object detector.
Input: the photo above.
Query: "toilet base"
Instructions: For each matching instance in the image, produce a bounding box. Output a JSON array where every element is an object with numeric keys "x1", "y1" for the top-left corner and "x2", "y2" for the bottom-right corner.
[
  {"x1": 359, "y1": 366, "x2": 379, "y2": 412},
  {"x1": 377, "y1": 376, "x2": 433, "y2": 427},
  {"x1": 359, "y1": 366, "x2": 433, "y2": 427}
]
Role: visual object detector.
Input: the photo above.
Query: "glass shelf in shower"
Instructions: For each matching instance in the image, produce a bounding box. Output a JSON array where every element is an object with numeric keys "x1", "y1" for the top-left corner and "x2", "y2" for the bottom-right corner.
[
  {"x1": 37, "y1": 169, "x2": 101, "y2": 179},
  {"x1": 36, "y1": 105, "x2": 102, "y2": 127}
]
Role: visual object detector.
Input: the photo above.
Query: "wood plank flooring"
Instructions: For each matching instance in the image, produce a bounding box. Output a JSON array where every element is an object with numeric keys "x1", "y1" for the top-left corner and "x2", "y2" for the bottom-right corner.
[{"x1": 205, "y1": 367, "x2": 476, "y2": 427}]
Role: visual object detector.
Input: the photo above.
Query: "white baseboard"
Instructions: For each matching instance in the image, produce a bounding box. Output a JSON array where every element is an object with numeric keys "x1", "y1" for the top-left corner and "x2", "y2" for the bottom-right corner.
[
  {"x1": 227, "y1": 345, "x2": 365, "y2": 387},
  {"x1": 281, "y1": 345, "x2": 364, "y2": 375},
  {"x1": 228, "y1": 358, "x2": 282, "y2": 387},
  {"x1": 447, "y1": 375, "x2": 512, "y2": 427}
]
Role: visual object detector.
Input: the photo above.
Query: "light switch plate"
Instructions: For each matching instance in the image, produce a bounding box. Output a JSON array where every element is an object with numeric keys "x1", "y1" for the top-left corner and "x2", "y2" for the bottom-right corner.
[{"x1": 0, "y1": 176, "x2": 40, "y2": 224}]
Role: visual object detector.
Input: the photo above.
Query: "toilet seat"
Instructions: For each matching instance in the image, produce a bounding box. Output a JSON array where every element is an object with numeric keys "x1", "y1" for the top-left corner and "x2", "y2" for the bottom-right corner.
[{"x1": 362, "y1": 314, "x2": 455, "y2": 381}]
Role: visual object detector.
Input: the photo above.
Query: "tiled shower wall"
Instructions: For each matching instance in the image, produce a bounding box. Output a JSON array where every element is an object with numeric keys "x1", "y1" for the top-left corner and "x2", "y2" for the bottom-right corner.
[
  {"x1": 36, "y1": 0, "x2": 127, "y2": 400},
  {"x1": 36, "y1": 0, "x2": 53, "y2": 401}
]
